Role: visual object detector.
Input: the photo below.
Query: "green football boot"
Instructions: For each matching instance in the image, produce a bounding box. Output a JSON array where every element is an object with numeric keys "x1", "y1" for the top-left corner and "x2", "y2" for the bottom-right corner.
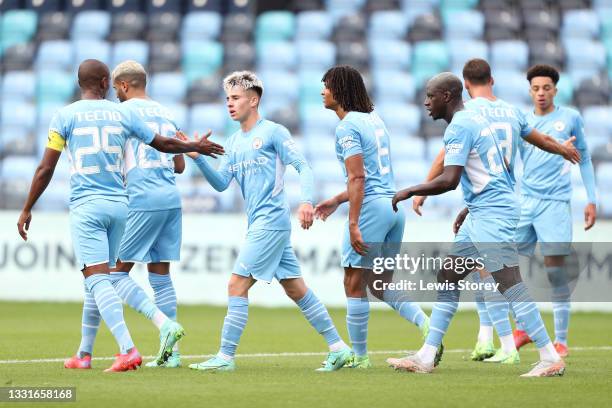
[
  {"x1": 470, "y1": 340, "x2": 496, "y2": 361},
  {"x1": 316, "y1": 348, "x2": 353, "y2": 372},
  {"x1": 345, "y1": 354, "x2": 372, "y2": 369},
  {"x1": 146, "y1": 352, "x2": 181, "y2": 368},
  {"x1": 483, "y1": 349, "x2": 520, "y2": 365},
  {"x1": 156, "y1": 320, "x2": 185, "y2": 365},
  {"x1": 189, "y1": 356, "x2": 235, "y2": 372}
]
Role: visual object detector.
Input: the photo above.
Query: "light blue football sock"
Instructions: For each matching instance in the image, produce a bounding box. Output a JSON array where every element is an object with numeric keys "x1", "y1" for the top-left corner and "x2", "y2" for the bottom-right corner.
[
  {"x1": 503, "y1": 282, "x2": 551, "y2": 349},
  {"x1": 296, "y1": 289, "x2": 341, "y2": 346},
  {"x1": 78, "y1": 283, "x2": 100, "y2": 358},
  {"x1": 218, "y1": 296, "x2": 249, "y2": 359},
  {"x1": 85, "y1": 274, "x2": 134, "y2": 354},
  {"x1": 346, "y1": 297, "x2": 369, "y2": 357},
  {"x1": 383, "y1": 290, "x2": 427, "y2": 328},
  {"x1": 473, "y1": 274, "x2": 493, "y2": 327},
  {"x1": 482, "y1": 275, "x2": 512, "y2": 337},
  {"x1": 110, "y1": 272, "x2": 158, "y2": 320},
  {"x1": 148, "y1": 272, "x2": 177, "y2": 321},
  {"x1": 425, "y1": 289, "x2": 460, "y2": 348},
  {"x1": 547, "y1": 266, "x2": 571, "y2": 345}
]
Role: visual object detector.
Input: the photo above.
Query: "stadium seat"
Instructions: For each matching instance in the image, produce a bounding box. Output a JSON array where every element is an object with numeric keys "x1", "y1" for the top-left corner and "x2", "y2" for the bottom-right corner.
[
  {"x1": 65, "y1": 0, "x2": 104, "y2": 12},
  {"x1": 1, "y1": 10, "x2": 38, "y2": 51},
  {"x1": 332, "y1": 13, "x2": 367, "y2": 43},
  {"x1": 107, "y1": 0, "x2": 144, "y2": 13},
  {"x1": 267, "y1": 105, "x2": 300, "y2": 134},
  {"x1": 448, "y1": 40, "x2": 488, "y2": 72},
  {"x1": 523, "y1": 9, "x2": 560, "y2": 42},
  {"x1": 565, "y1": 39, "x2": 606, "y2": 71},
  {"x1": 444, "y1": 10, "x2": 484, "y2": 40},
  {"x1": 528, "y1": 40, "x2": 565, "y2": 69},
  {"x1": 1, "y1": 72, "x2": 36, "y2": 102},
  {"x1": 412, "y1": 41, "x2": 450, "y2": 85},
  {"x1": 518, "y1": 0, "x2": 553, "y2": 11},
  {"x1": 73, "y1": 40, "x2": 111, "y2": 66},
  {"x1": 148, "y1": 41, "x2": 181, "y2": 72},
  {"x1": 555, "y1": 74, "x2": 574, "y2": 106},
  {"x1": 2, "y1": 44, "x2": 36, "y2": 72},
  {"x1": 426, "y1": 136, "x2": 444, "y2": 161},
  {"x1": 36, "y1": 70, "x2": 75, "y2": 104},
  {"x1": 481, "y1": 0, "x2": 513, "y2": 12},
  {"x1": 583, "y1": 106, "x2": 612, "y2": 141},
  {"x1": 296, "y1": 11, "x2": 333, "y2": 40},
  {"x1": 111, "y1": 41, "x2": 149, "y2": 68},
  {"x1": 300, "y1": 104, "x2": 338, "y2": 135},
  {"x1": 182, "y1": 40, "x2": 224, "y2": 83},
  {"x1": 596, "y1": 163, "x2": 612, "y2": 192},
  {"x1": 255, "y1": 11, "x2": 295, "y2": 42},
  {"x1": 369, "y1": 40, "x2": 411, "y2": 70},
  {"x1": 0, "y1": 0, "x2": 21, "y2": 11},
  {"x1": 0, "y1": 126, "x2": 31, "y2": 157},
  {"x1": 25, "y1": 0, "x2": 62, "y2": 12},
  {"x1": 181, "y1": 12, "x2": 222, "y2": 41},
  {"x1": 36, "y1": 41, "x2": 73, "y2": 71},
  {"x1": 221, "y1": 13, "x2": 254, "y2": 42},
  {"x1": 223, "y1": 42, "x2": 255, "y2": 73},
  {"x1": 373, "y1": 69, "x2": 416, "y2": 103},
  {"x1": 298, "y1": 69, "x2": 326, "y2": 106},
  {"x1": 391, "y1": 136, "x2": 426, "y2": 160},
  {"x1": 493, "y1": 70, "x2": 530, "y2": 104},
  {"x1": 0, "y1": 156, "x2": 38, "y2": 181},
  {"x1": 258, "y1": 70, "x2": 299, "y2": 111},
  {"x1": 335, "y1": 41, "x2": 369, "y2": 70},
  {"x1": 291, "y1": 0, "x2": 324, "y2": 12},
  {"x1": 186, "y1": 0, "x2": 223, "y2": 12},
  {"x1": 312, "y1": 158, "x2": 345, "y2": 182},
  {"x1": 163, "y1": 103, "x2": 188, "y2": 129},
  {"x1": 37, "y1": 12, "x2": 71, "y2": 41},
  {"x1": 149, "y1": 73, "x2": 187, "y2": 103},
  {"x1": 144, "y1": 0, "x2": 182, "y2": 13},
  {"x1": 147, "y1": 12, "x2": 181, "y2": 42},
  {"x1": 393, "y1": 159, "x2": 430, "y2": 185},
  {"x1": 562, "y1": 10, "x2": 600, "y2": 40},
  {"x1": 400, "y1": 0, "x2": 434, "y2": 25},
  {"x1": 296, "y1": 40, "x2": 335, "y2": 69},
  {"x1": 369, "y1": 11, "x2": 410, "y2": 40},
  {"x1": 187, "y1": 76, "x2": 222, "y2": 104},
  {"x1": 1, "y1": 101, "x2": 36, "y2": 130},
  {"x1": 36, "y1": 102, "x2": 64, "y2": 129},
  {"x1": 227, "y1": 0, "x2": 253, "y2": 14},
  {"x1": 108, "y1": 12, "x2": 146, "y2": 41},
  {"x1": 484, "y1": 9, "x2": 521, "y2": 41},
  {"x1": 189, "y1": 103, "x2": 227, "y2": 136},
  {"x1": 408, "y1": 13, "x2": 442, "y2": 42},
  {"x1": 256, "y1": 41, "x2": 297, "y2": 71},
  {"x1": 303, "y1": 134, "x2": 336, "y2": 161},
  {"x1": 575, "y1": 75, "x2": 611, "y2": 107},
  {"x1": 376, "y1": 103, "x2": 421, "y2": 136},
  {"x1": 491, "y1": 40, "x2": 528, "y2": 71},
  {"x1": 70, "y1": 11, "x2": 111, "y2": 40},
  {"x1": 365, "y1": 0, "x2": 400, "y2": 13},
  {"x1": 326, "y1": 0, "x2": 367, "y2": 22}
]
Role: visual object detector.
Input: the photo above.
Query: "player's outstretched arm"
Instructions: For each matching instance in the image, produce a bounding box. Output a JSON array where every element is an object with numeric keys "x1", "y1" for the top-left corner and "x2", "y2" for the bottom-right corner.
[
  {"x1": 17, "y1": 148, "x2": 62, "y2": 241},
  {"x1": 149, "y1": 130, "x2": 225, "y2": 157},
  {"x1": 315, "y1": 191, "x2": 348, "y2": 221},
  {"x1": 413, "y1": 147, "x2": 445, "y2": 216},
  {"x1": 524, "y1": 129, "x2": 580, "y2": 164},
  {"x1": 392, "y1": 165, "x2": 462, "y2": 212}
]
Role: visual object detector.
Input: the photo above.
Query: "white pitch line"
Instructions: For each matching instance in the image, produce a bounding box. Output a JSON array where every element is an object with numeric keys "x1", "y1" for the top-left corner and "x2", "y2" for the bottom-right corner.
[{"x1": 1, "y1": 346, "x2": 612, "y2": 365}]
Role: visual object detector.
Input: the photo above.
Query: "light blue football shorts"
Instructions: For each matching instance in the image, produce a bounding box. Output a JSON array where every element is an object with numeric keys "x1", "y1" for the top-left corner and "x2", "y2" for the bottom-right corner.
[
  {"x1": 118, "y1": 208, "x2": 182, "y2": 263},
  {"x1": 515, "y1": 195, "x2": 572, "y2": 257},
  {"x1": 341, "y1": 196, "x2": 406, "y2": 269},
  {"x1": 70, "y1": 198, "x2": 128, "y2": 269},
  {"x1": 450, "y1": 214, "x2": 519, "y2": 273},
  {"x1": 233, "y1": 228, "x2": 301, "y2": 283}
]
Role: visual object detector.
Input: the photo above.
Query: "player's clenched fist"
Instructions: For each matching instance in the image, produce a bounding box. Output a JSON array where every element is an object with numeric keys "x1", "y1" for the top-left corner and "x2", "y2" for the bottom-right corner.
[{"x1": 298, "y1": 203, "x2": 314, "y2": 230}]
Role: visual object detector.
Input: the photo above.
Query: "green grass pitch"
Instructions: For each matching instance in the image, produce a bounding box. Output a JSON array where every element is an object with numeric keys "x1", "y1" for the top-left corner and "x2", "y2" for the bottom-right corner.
[{"x1": 1, "y1": 302, "x2": 611, "y2": 407}]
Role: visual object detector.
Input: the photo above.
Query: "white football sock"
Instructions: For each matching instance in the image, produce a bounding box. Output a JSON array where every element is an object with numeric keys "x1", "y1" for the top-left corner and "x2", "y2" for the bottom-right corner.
[
  {"x1": 416, "y1": 344, "x2": 438, "y2": 365},
  {"x1": 499, "y1": 335, "x2": 517, "y2": 354},
  {"x1": 477, "y1": 325, "x2": 494, "y2": 343},
  {"x1": 538, "y1": 342, "x2": 561, "y2": 362},
  {"x1": 152, "y1": 311, "x2": 168, "y2": 330},
  {"x1": 329, "y1": 340, "x2": 348, "y2": 352}
]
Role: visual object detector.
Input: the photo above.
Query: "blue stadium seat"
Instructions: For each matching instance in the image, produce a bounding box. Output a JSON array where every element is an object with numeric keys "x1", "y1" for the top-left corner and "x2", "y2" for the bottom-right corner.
[
  {"x1": 440, "y1": 0, "x2": 479, "y2": 23},
  {"x1": 181, "y1": 12, "x2": 222, "y2": 41},
  {"x1": 565, "y1": 40, "x2": 606, "y2": 81},
  {"x1": 163, "y1": 103, "x2": 188, "y2": 129},
  {"x1": 149, "y1": 73, "x2": 187, "y2": 104},
  {"x1": 259, "y1": 70, "x2": 299, "y2": 113},
  {"x1": 1, "y1": 10, "x2": 38, "y2": 52},
  {"x1": 296, "y1": 11, "x2": 333, "y2": 40},
  {"x1": 583, "y1": 106, "x2": 612, "y2": 144},
  {"x1": 111, "y1": 41, "x2": 149, "y2": 68},
  {"x1": 444, "y1": 10, "x2": 484, "y2": 40},
  {"x1": 0, "y1": 156, "x2": 38, "y2": 181},
  {"x1": 36, "y1": 70, "x2": 75, "y2": 104},
  {"x1": 393, "y1": 159, "x2": 429, "y2": 185},
  {"x1": 370, "y1": 40, "x2": 411, "y2": 70},
  {"x1": 401, "y1": 0, "x2": 435, "y2": 24},
  {"x1": 298, "y1": 69, "x2": 326, "y2": 105},
  {"x1": 36, "y1": 41, "x2": 73, "y2": 71},
  {"x1": 25, "y1": 0, "x2": 62, "y2": 12},
  {"x1": 36, "y1": 102, "x2": 63, "y2": 129},
  {"x1": 491, "y1": 40, "x2": 528, "y2": 71},
  {"x1": 412, "y1": 41, "x2": 450, "y2": 85},
  {"x1": 369, "y1": 11, "x2": 410, "y2": 40},
  {"x1": 376, "y1": 103, "x2": 421, "y2": 136},
  {"x1": 561, "y1": 9, "x2": 600, "y2": 40},
  {"x1": 1, "y1": 72, "x2": 36, "y2": 102},
  {"x1": 70, "y1": 11, "x2": 111, "y2": 40},
  {"x1": 373, "y1": 69, "x2": 416, "y2": 103},
  {"x1": 555, "y1": 74, "x2": 574, "y2": 106},
  {"x1": 391, "y1": 136, "x2": 426, "y2": 160},
  {"x1": 65, "y1": 0, "x2": 104, "y2": 13},
  {"x1": 255, "y1": 11, "x2": 296, "y2": 42},
  {"x1": 303, "y1": 134, "x2": 337, "y2": 161},
  {"x1": 73, "y1": 40, "x2": 111, "y2": 66},
  {"x1": 426, "y1": 136, "x2": 444, "y2": 160},
  {"x1": 448, "y1": 40, "x2": 488, "y2": 72},
  {"x1": 181, "y1": 40, "x2": 224, "y2": 83},
  {"x1": 326, "y1": 0, "x2": 367, "y2": 22},
  {"x1": 1, "y1": 126, "x2": 30, "y2": 156},
  {"x1": 300, "y1": 103, "x2": 338, "y2": 135},
  {"x1": 493, "y1": 70, "x2": 530, "y2": 104},
  {"x1": 256, "y1": 41, "x2": 297, "y2": 71},
  {"x1": 296, "y1": 40, "x2": 336, "y2": 69},
  {"x1": 311, "y1": 158, "x2": 345, "y2": 182},
  {"x1": 597, "y1": 163, "x2": 612, "y2": 188},
  {"x1": 2, "y1": 101, "x2": 36, "y2": 130},
  {"x1": 189, "y1": 103, "x2": 226, "y2": 137}
]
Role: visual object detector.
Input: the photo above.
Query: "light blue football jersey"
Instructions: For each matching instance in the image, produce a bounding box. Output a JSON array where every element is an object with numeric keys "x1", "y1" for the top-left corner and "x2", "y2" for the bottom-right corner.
[
  {"x1": 443, "y1": 109, "x2": 519, "y2": 218},
  {"x1": 520, "y1": 106, "x2": 590, "y2": 201},
  {"x1": 465, "y1": 97, "x2": 533, "y2": 185},
  {"x1": 48, "y1": 99, "x2": 154, "y2": 209},
  {"x1": 335, "y1": 111, "x2": 396, "y2": 203},
  {"x1": 122, "y1": 98, "x2": 181, "y2": 211},
  {"x1": 202, "y1": 119, "x2": 313, "y2": 231}
]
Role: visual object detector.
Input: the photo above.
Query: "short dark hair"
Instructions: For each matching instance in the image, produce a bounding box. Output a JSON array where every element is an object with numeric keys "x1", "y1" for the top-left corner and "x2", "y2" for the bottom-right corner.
[
  {"x1": 526, "y1": 64, "x2": 559, "y2": 85},
  {"x1": 462, "y1": 58, "x2": 492, "y2": 85},
  {"x1": 322, "y1": 65, "x2": 373, "y2": 113}
]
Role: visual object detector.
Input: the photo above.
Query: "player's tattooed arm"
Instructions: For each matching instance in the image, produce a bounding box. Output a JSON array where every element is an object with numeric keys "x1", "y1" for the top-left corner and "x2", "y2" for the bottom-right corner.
[
  {"x1": 17, "y1": 148, "x2": 62, "y2": 241},
  {"x1": 392, "y1": 165, "x2": 462, "y2": 212},
  {"x1": 413, "y1": 147, "x2": 445, "y2": 216},
  {"x1": 524, "y1": 129, "x2": 580, "y2": 164}
]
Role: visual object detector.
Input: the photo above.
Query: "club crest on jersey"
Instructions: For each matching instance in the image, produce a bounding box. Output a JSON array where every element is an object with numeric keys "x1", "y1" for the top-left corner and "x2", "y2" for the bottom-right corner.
[
  {"x1": 554, "y1": 121, "x2": 566, "y2": 132},
  {"x1": 252, "y1": 137, "x2": 263, "y2": 150}
]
